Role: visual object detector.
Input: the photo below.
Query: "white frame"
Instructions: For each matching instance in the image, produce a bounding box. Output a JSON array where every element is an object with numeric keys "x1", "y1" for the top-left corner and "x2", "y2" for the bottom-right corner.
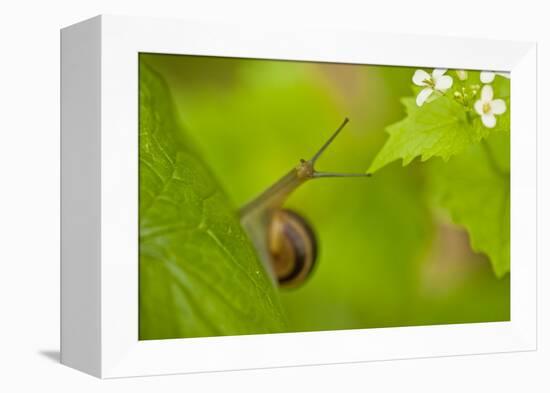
[{"x1": 61, "y1": 14, "x2": 537, "y2": 379}]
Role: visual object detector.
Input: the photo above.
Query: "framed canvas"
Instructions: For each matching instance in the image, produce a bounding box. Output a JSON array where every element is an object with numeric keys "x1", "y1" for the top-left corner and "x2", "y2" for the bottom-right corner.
[{"x1": 60, "y1": 14, "x2": 537, "y2": 378}]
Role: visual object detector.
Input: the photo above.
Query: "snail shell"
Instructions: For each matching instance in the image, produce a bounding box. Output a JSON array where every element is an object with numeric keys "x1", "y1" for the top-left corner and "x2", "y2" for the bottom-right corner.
[{"x1": 268, "y1": 209, "x2": 317, "y2": 288}]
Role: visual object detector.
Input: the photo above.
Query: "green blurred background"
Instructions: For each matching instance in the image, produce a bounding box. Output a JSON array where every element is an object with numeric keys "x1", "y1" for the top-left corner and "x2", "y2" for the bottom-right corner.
[{"x1": 141, "y1": 53, "x2": 509, "y2": 332}]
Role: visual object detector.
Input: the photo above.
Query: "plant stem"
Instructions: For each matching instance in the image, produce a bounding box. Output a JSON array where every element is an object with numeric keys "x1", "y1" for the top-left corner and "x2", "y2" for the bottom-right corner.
[{"x1": 481, "y1": 139, "x2": 507, "y2": 178}]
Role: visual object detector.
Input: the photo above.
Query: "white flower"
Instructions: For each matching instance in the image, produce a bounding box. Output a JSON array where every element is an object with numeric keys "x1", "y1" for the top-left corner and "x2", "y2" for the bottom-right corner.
[
  {"x1": 480, "y1": 71, "x2": 511, "y2": 84},
  {"x1": 474, "y1": 85, "x2": 507, "y2": 128},
  {"x1": 412, "y1": 69, "x2": 454, "y2": 106},
  {"x1": 456, "y1": 70, "x2": 468, "y2": 81}
]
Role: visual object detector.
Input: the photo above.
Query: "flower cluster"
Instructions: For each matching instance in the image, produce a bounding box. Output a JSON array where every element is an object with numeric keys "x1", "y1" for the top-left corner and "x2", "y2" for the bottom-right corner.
[{"x1": 412, "y1": 68, "x2": 508, "y2": 128}]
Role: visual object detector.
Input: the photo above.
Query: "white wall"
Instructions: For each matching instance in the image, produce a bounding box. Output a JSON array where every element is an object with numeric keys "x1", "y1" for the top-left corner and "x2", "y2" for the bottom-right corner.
[{"x1": 1, "y1": 0, "x2": 547, "y2": 391}]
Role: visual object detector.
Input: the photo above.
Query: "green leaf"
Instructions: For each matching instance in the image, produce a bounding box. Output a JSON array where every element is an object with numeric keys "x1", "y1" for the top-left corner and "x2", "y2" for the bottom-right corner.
[
  {"x1": 429, "y1": 131, "x2": 510, "y2": 277},
  {"x1": 368, "y1": 71, "x2": 511, "y2": 277},
  {"x1": 369, "y1": 71, "x2": 510, "y2": 173},
  {"x1": 139, "y1": 62, "x2": 286, "y2": 340},
  {"x1": 369, "y1": 96, "x2": 480, "y2": 172}
]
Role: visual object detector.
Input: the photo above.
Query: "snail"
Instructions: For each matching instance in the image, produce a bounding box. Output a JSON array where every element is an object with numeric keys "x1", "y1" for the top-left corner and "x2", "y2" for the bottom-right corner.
[{"x1": 240, "y1": 118, "x2": 371, "y2": 289}]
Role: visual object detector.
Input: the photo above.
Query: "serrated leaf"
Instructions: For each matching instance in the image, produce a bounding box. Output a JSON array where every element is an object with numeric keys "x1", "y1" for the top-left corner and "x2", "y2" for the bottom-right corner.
[
  {"x1": 139, "y1": 63, "x2": 286, "y2": 340},
  {"x1": 369, "y1": 70, "x2": 510, "y2": 174},
  {"x1": 429, "y1": 131, "x2": 510, "y2": 277},
  {"x1": 369, "y1": 96, "x2": 479, "y2": 172}
]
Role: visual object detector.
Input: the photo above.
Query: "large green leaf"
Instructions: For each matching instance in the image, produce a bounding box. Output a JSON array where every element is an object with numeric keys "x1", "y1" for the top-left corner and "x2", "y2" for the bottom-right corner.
[
  {"x1": 429, "y1": 130, "x2": 510, "y2": 277},
  {"x1": 139, "y1": 63, "x2": 286, "y2": 340}
]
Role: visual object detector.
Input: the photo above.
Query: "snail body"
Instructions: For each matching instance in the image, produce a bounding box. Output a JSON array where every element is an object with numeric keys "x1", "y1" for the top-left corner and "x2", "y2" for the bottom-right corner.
[{"x1": 240, "y1": 118, "x2": 370, "y2": 288}]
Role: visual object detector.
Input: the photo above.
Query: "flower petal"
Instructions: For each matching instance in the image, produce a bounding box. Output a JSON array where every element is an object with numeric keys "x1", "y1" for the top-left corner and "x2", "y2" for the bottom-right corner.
[
  {"x1": 432, "y1": 68, "x2": 447, "y2": 79},
  {"x1": 413, "y1": 69, "x2": 430, "y2": 86},
  {"x1": 416, "y1": 87, "x2": 433, "y2": 106},
  {"x1": 491, "y1": 99, "x2": 507, "y2": 115},
  {"x1": 481, "y1": 114, "x2": 496, "y2": 128},
  {"x1": 474, "y1": 99, "x2": 484, "y2": 115},
  {"x1": 435, "y1": 75, "x2": 453, "y2": 91},
  {"x1": 456, "y1": 70, "x2": 468, "y2": 81},
  {"x1": 481, "y1": 85, "x2": 494, "y2": 101},
  {"x1": 480, "y1": 71, "x2": 495, "y2": 84}
]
